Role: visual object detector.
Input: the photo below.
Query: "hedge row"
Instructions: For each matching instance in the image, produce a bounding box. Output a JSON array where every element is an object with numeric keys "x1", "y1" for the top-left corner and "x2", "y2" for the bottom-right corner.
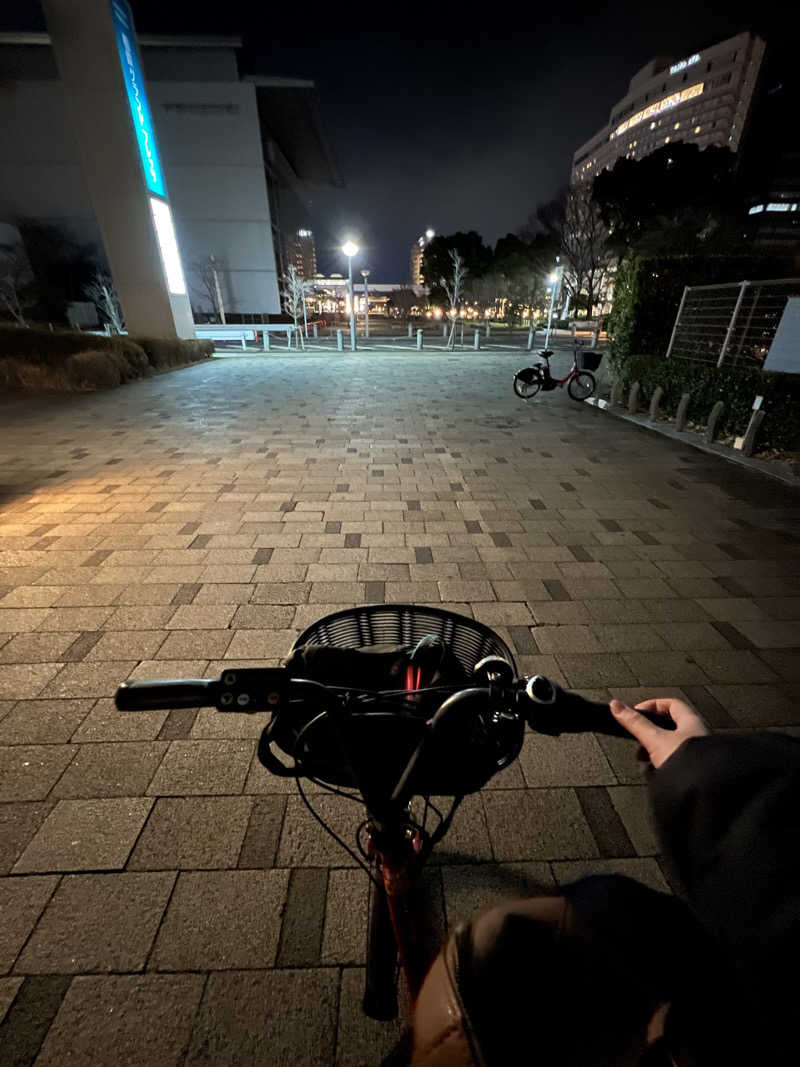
[
  {"x1": 608, "y1": 353, "x2": 800, "y2": 453},
  {"x1": 0, "y1": 324, "x2": 212, "y2": 391}
]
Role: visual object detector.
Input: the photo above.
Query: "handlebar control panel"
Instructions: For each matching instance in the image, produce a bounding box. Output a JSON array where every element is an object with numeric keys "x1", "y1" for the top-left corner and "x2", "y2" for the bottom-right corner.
[{"x1": 217, "y1": 668, "x2": 287, "y2": 713}]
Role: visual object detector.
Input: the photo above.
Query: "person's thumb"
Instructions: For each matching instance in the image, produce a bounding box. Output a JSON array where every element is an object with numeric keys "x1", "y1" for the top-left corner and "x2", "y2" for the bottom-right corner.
[{"x1": 610, "y1": 700, "x2": 663, "y2": 755}]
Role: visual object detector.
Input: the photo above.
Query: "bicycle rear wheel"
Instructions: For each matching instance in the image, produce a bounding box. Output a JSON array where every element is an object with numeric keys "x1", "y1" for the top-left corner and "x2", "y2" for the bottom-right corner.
[
  {"x1": 568, "y1": 370, "x2": 596, "y2": 401},
  {"x1": 514, "y1": 369, "x2": 542, "y2": 400}
]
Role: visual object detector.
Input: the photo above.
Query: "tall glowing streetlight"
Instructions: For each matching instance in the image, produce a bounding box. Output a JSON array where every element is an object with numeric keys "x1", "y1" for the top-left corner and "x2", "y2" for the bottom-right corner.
[
  {"x1": 342, "y1": 240, "x2": 359, "y2": 351},
  {"x1": 544, "y1": 257, "x2": 561, "y2": 349}
]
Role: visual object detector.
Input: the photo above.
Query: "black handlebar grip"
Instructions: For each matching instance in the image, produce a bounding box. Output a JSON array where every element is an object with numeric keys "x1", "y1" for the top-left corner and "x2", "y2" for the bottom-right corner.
[
  {"x1": 524, "y1": 677, "x2": 629, "y2": 738},
  {"x1": 115, "y1": 679, "x2": 215, "y2": 711}
]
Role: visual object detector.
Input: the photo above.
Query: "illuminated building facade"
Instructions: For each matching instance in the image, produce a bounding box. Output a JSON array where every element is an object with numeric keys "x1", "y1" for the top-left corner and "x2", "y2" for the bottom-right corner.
[
  {"x1": 571, "y1": 32, "x2": 765, "y2": 183},
  {"x1": 410, "y1": 229, "x2": 435, "y2": 285},
  {"x1": 288, "y1": 229, "x2": 318, "y2": 278}
]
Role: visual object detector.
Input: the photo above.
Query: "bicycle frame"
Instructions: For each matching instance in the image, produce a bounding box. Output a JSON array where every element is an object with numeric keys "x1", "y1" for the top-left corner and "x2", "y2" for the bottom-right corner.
[{"x1": 536, "y1": 350, "x2": 580, "y2": 390}]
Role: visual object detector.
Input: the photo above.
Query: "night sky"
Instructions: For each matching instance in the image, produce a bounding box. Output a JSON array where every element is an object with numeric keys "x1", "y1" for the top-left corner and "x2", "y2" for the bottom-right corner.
[{"x1": 3, "y1": 0, "x2": 793, "y2": 280}]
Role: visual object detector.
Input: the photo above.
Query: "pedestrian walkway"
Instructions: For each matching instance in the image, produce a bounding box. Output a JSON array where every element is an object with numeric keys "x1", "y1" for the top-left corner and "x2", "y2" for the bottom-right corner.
[{"x1": 1, "y1": 354, "x2": 798, "y2": 1064}]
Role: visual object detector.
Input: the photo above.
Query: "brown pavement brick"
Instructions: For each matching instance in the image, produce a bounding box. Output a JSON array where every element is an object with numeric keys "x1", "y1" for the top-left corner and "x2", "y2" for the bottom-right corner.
[
  {"x1": 113, "y1": 585, "x2": 183, "y2": 608},
  {"x1": 190, "y1": 707, "x2": 268, "y2": 739},
  {"x1": 471, "y1": 602, "x2": 534, "y2": 626},
  {"x1": 533, "y1": 625, "x2": 605, "y2": 654},
  {"x1": 194, "y1": 582, "x2": 254, "y2": 604},
  {"x1": 308, "y1": 582, "x2": 366, "y2": 602},
  {"x1": 730, "y1": 619, "x2": 800, "y2": 649},
  {"x1": 0, "y1": 632, "x2": 78, "y2": 663},
  {"x1": 689, "y1": 648, "x2": 779, "y2": 684},
  {"x1": 483, "y1": 788, "x2": 598, "y2": 861},
  {"x1": 608, "y1": 786, "x2": 661, "y2": 856},
  {"x1": 438, "y1": 580, "x2": 496, "y2": 601},
  {"x1": 168, "y1": 604, "x2": 236, "y2": 629},
  {"x1": 238, "y1": 795, "x2": 286, "y2": 868},
  {"x1": 277, "y1": 794, "x2": 364, "y2": 867},
  {"x1": 158, "y1": 708, "x2": 199, "y2": 740},
  {"x1": 147, "y1": 739, "x2": 253, "y2": 795},
  {"x1": 36, "y1": 608, "x2": 115, "y2": 633},
  {"x1": 591, "y1": 624, "x2": 668, "y2": 652},
  {"x1": 104, "y1": 605, "x2": 176, "y2": 629},
  {"x1": 151, "y1": 869, "x2": 289, "y2": 970},
  {"x1": 0, "y1": 974, "x2": 71, "y2": 1063},
  {"x1": 156, "y1": 629, "x2": 233, "y2": 659},
  {"x1": 0, "y1": 802, "x2": 55, "y2": 874},
  {"x1": 556, "y1": 653, "x2": 637, "y2": 688},
  {"x1": 85, "y1": 630, "x2": 166, "y2": 661},
  {"x1": 13, "y1": 797, "x2": 153, "y2": 873},
  {"x1": 276, "y1": 867, "x2": 328, "y2": 966},
  {"x1": 575, "y1": 786, "x2": 635, "y2": 857},
  {"x1": 551, "y1": 857, "x2": 670, "y2": 893},
  {"x1": 185, "y1": 969, "x2": 337, "y2": 1067},
  {"x1": 72, "y1": 698, "x2": 168, "y2": 742},
  {"x1": 756, "y1": 650, "x2": 800, "y2": 682},
  {"x1": 0, "y1": 975, "x2": 23, "y2": 1023},
  {"x1": 0, "y1": 586, "x2": 63, "y2": 608},
  {"x1": 753, "y1": 597, "x2": 800, "y2": 620},
  {"x1": 0, "y1": 609, "x2": 52, "y2": 633},
  {"x1": 320, "y1": 868, "x2": 366, "y2": 965},
  {"x1": 706, "y1": 684, "x2": 797, "y2": 727},
  {"x1": 52, "y1": 741, "x2": 168, "y2": 799},
  {"x1": 517, "y1": 731, "x2": 616, "y2": 787},
  {"x1": 15, "y1": 872, "x2": 175, "y2": 974},
  {"x1": 0, "y1": 663, "x2": 64, "y2": 700},
  {"x1": 250, "y1": 582, "x2": 310, "y2": 604},
  {"x1": 128, "y1": 796, "x2": 253, "y2": 870},
  {"x1": 585, "y1": 599, "x2": 710, "y2": 623},
  {"x1": 0, "y1": 744, "x2": 75, "y2": 802},
  {"x1": 440, "y1": 862, "x2": 555, "y2": 930},
  {"x1": 232, "y1": 604, "x2": 295, "y2": 628},
  {"x1": 0, "y1": 699, "x2": 92, "y2": 744},
  {"x1": 620, "y1": 652, "x2": 709, "y2": 685},
  {"x1": 0, "y1": 875, "x2": 59, "y2": 972},
  {"x1": 650, "y1": 622, "x2": 733, "y2": 650},
  {"x1": 34, "y1": 974, "x2": 205, "y2": 1067},
  {"x1": 42, "y1": 660, "x2": 139, "y2": 698},
  {"x1": 529, "y1": 600, "x2": 590, "y2": 625},
  {"x1": 224, "y1": 629, "x2": 295, "y2": 659}
]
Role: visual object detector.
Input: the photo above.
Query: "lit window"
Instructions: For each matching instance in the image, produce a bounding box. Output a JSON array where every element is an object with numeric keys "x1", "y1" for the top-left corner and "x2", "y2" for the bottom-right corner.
[
  {"x1": 613, "y1": 82, "x2": 704, "y2": 137},
  {"x1": 665, "y1": 136, "x2": 671, "y2": 143},
  {"x1": 694, "y1": 125, "x2": 701, "y2": 133},
  {"x1": 674, "y1": 121, "x2": 680, "y2": 129},
  {"x1": 650, "y1": 121, "x2": 656, "y2": 129}
]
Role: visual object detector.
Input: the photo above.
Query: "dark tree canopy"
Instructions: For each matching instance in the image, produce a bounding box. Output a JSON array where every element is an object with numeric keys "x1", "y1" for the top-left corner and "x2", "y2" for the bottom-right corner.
[
  {"x1": 592, "y1": 144, "x2": 745, "y2": 258},
  {"x1": 421, "y1": 231, "x2": 492, "y2": 302}
]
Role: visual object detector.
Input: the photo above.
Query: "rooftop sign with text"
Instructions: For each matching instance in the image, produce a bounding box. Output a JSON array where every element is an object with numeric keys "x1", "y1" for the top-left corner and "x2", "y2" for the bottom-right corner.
[{"x1": 669, "y1": 53, "x2": 700, "y2": 76}]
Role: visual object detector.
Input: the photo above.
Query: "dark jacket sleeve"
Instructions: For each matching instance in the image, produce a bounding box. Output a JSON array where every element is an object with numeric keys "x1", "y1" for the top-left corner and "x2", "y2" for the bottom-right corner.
[{"x1": 649, "y1": 732, "x2": 800, "y2": 1060}]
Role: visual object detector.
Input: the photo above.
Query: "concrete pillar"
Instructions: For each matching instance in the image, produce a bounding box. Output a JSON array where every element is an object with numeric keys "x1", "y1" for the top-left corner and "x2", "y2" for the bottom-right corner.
[
  {"x1": 416, "y1": 329, "x2": 423, "y2": 350},
  {"x1": 442, "y1": 323, "x2": 448, "y2": 337},
  {"x1": 313, "y1": 323, "x2": 318, "y2": 339},
  {"x1": 648, "y1": 386, "x2": 664, "y2": 421},
  {"x1": 42, "y1": 0, "x2": 194, "y2": 338},
  {"x1": 628, "y1": 382, "x2": 640, "y2": 414},
  {"x1": 527, "y1": 326, "x2": 536, "y2": 351},
  {"x1": 408, "y1": 323, "x2": 413, "y2": 338},
  {"x1": 706, "y1": 401, "x2": 725, "y2": 442},
  {"x1": 336, "y1": 329, "x2": 344, "y2": 351},
  {"x1": 675, "y1": 392, "x2": 691, "y2": 431},
  {"x1": 485, "y1": 322, "x2": 491, "y2": 339},
  {"x1": 262, "y1": 330, "x2": 270, "y2": 352},
  {"x1": 473, "y1": 330, "x2": 480, "y2": 350}
]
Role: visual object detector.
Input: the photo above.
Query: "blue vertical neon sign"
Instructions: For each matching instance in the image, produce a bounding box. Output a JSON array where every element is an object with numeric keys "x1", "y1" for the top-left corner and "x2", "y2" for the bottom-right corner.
[{"x1": 110, "y1": 0, "x2": 166, "y2": 198}]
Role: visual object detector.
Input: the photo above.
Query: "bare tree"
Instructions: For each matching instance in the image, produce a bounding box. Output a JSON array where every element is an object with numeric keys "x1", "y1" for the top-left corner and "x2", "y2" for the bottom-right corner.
[
  {"x1": 280, "y1": 265, "x2": 306, "y2": 350},
  {"x1": 84, "y1": 270, "x2": 124, "y2": 334},
  {"x1": 0, "y1": 243, "x2": 35, "y2": 327},
  {"x1": 440, "y1": 250, "x2": 466, "y2": 350},
  {"x1": 192, "y1": 255, "x2": 227, "y2": 323},
  {"x1": 560, "y1": 183, "x2": 612, "y2": 319}
]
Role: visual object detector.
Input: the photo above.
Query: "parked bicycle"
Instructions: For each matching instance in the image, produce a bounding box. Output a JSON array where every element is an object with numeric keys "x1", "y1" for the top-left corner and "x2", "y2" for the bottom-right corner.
[
  {"x1": 513, "y1": 342, "x2": 601, "y2": 402},
  {"x1": 115, "y1": 604, "x2": 651, "y2": 1024}
]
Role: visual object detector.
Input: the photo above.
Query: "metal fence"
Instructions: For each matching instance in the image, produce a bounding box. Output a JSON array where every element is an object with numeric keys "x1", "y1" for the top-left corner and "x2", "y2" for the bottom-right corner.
[{"x1": 666, "y1": 278, "x2": 800, "y2": 368}]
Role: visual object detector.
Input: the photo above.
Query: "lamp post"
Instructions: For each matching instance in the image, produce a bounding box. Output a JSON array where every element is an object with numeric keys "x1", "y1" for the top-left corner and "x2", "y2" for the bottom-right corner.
[
  {"x1": 544, "y1": 258, "x2": 561, "y2": 349},
  {"x1": 342, "y1": 241, "x2": 359, "y2": 351},
  {"x1": 361, "y1": 269, "x2": 370, "y2": 339}
]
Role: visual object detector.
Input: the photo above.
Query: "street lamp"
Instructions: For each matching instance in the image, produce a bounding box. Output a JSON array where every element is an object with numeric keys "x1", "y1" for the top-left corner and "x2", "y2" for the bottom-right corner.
[
  {"x1": 360, "y1": 269, "x2": 370, "y2": 339},
  {"x1": 342, "y1": 241, "x2": 359, "y2": 350},
  {"x1": 544, "y1": 261, "x2": 560, "y2": 349}
]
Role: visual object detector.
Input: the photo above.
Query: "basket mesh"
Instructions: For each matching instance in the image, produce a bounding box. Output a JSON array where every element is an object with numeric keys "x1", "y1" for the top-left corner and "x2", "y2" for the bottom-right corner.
[{"x1": 292, "y1": 604, "x2": 516, "y2": 676}]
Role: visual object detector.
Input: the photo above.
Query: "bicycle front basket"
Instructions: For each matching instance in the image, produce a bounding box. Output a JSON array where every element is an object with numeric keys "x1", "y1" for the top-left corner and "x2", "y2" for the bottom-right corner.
[{"x1": 579, "y1": 350, "x2": 603, "y2": 372}]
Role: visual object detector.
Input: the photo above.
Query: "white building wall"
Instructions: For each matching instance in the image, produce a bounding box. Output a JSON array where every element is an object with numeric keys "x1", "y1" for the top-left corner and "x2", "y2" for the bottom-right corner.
[{"x1": 0, "y1": 50, "x2": 280, "y2": 316}]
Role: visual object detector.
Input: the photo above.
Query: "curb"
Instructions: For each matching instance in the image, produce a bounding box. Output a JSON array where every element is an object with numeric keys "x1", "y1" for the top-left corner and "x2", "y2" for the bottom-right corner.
[{"x1": 583, "y1": 396, "x2": 800, "y2": 488}]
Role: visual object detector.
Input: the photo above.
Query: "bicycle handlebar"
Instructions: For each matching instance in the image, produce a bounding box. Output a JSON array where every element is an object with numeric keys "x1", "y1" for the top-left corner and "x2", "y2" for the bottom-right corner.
[{"x1": 116, "y1": 678, "x2": 219, "y2": 711}]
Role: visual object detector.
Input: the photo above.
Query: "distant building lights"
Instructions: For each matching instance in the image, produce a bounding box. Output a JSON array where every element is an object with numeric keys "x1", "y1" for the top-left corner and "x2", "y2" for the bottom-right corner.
[
  {"x1": 614, "y1": 82, "x2": 704, "y2": 138},
  {"x1": 669, "y1": 53, "x2": 700, "y2": 75}
]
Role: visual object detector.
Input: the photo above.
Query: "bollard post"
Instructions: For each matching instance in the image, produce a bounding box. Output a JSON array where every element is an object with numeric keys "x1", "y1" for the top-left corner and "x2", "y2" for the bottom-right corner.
[
  {"x1": 336, "y1": 329, "x2": 343, "y2": 351},
  {"x1": 460, "y1": 322, "x2": 464, "y2": 346},
  {"x1": 628, "y1": 381, "x2": 641, "y2": 414},
  {"x1": 705, "y1": 401, "x2": 725, "y2": 442},
  {"x1": 527, "y1": 326, "x2": 535, "y2": 351},
  {"x1": 241, "y1": 334, "x2": 247, "y2": 351},
  {"x1": 408, "y1": 323, "x2": 413, "y2": 339},
  {"x1": 442, "y1": 323, "x2": 447, "y2": 338},
  {"x1": 474, "y1": 329, "x2": 480, "y2": 350},
  {"x1": 313, "y1": 323, "x2": 318, "y2": 339},
  {"x1": 592, "y1": 328, "x2": 600, "y2": 347},
  {"x1": 485, "y1": 322, "x2": 491, "y2": 339},
  {"x1": 263, "y1": 330, "x2": 270, "y2": 353},
  {"x1": 648, "y1": 386, "x2": 664, "y2": 421},
  {"x1": 675, "y1": 393, "x2": 691, "y2": 431},
  {"x1": 740, "y1": 409, "x2": 765, "y2": 456},
  {"x1": 416, "y1": 329, "x2": 423, "y2": 350}
]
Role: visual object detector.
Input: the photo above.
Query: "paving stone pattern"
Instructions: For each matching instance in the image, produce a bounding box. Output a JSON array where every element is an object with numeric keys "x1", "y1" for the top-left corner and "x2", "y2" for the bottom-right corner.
[{"x1": 1, "y1": 354, "x2": 799, "y2": 1064}]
